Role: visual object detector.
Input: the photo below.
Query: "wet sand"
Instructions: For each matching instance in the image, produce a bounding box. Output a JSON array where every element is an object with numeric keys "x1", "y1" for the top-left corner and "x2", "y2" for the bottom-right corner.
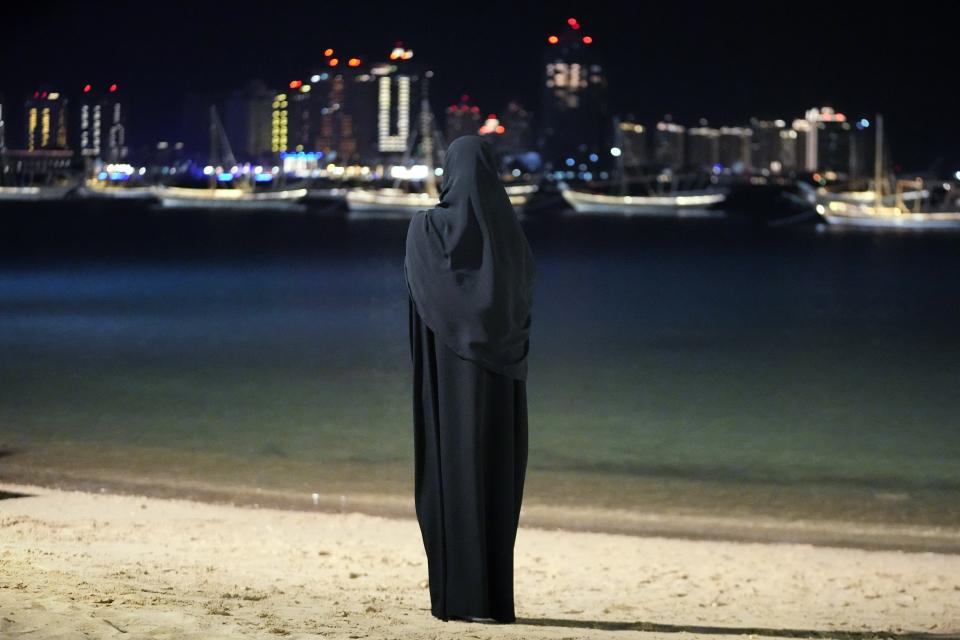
[
  {"x1": 1, "y1": 482, "x2": 959, "y2": 639},
  {"x1": 4, "y1": 437, "x2": 960, "y2": 554}
]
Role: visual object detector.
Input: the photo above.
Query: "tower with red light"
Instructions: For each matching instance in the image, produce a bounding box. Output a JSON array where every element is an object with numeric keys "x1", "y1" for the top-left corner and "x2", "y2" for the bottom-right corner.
[
  {"x1": 445, "y1": 94, "x2": 482, "y2": 144},
  {"x1": 539, "y1": 17, "x2": 608, "y2": 177},
  {"x1": 25, "y1": 87, "x2": 69, "y2": 151},
  {"x1": 79, "y1": 83, "x2": 127, "y2": 162}
]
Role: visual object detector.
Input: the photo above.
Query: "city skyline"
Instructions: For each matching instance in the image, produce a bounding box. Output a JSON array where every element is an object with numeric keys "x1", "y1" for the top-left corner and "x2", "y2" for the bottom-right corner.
[{"x1": 2, "y1": 1, "x2": 958, "y2": 171}]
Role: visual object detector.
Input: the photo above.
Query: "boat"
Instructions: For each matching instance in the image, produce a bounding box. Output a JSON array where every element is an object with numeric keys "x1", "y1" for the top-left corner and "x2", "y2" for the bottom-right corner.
[
  {"x1": 815, "y1": 114, "x2": 960, "y2": 230},
  {"x1": 560, "y1": 184, "x2": 727, "y2": 217},
  {"x1": 346, "y1": 182, "x2": 535, "y2": 215},
  {"x1": 74, "y1": 181, "x2": 157, "y2": 201},
  {"x1": 155, "y1": 106, "x2": 307, "y2": 212},
  {"x1": 559, "y1": 117, "x2": 727, "y2": 217},
  {"x1": 155, "y1": 185, "x2": 308, "y2": 211},
  {"x1": 0, "y1": 185, "x2": 75, "y2": 201}
]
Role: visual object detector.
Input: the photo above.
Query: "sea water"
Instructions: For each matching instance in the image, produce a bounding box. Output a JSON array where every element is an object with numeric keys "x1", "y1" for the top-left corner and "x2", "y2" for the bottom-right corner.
[{"x1": 1, "y1": 204, "x2": 958, "y2": 533}]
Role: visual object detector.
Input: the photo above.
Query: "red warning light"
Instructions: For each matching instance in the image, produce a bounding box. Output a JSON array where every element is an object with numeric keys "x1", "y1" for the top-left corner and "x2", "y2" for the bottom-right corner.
[
  {"x1": 329, "y1": 58, "x2": 339, "y2": 67},
  {"x1": 567, "y1": 18, "x2": 580, "y2": 29},
  {"x1": 324, "y1": 48, "x2": 334, "y2": 57},
  {"x1": 109, "y1": 84, "x2": 118, "y2": 92},
  {"x1": 348, "y1": 57, "x2": 361, "y2": 67},
  {"x1": 582, "y1": 36, "x2": 593, "y2": 44},
  {"x1": 547, "y1": 35, "x2": 559, "y2": 44},
  {"x1": 83, "y1": 84, "x2": 92, "y2": 93},
  {"x1": 289, "y1": 80, "x2": 303, "y2": 89}
]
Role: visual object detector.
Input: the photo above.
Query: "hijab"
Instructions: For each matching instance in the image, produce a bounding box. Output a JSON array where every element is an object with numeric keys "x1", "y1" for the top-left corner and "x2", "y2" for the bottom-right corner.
[{"x1": 404, "y1": 135, "x2": 537, "y2": 381}]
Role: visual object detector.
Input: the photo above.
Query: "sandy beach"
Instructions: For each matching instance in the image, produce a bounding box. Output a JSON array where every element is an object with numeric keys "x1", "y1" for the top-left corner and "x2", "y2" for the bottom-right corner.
[{"x1": 1, "y1": 482, "x2": 958, "y2": 639}]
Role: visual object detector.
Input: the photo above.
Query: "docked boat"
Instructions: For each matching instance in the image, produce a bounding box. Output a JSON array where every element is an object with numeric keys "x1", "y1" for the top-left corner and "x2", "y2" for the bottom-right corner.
[
  {"x1": 75, "y1": 182, "x2": 157, "y2": 201},
  {"x1": 154, "y1": 106, "x2": 307, "y2": 212},
  {"x1": 0, "y1": 185, "x2": 75, "y2": 201},
  {"x1": 815, "y1": 114, "x2": 960, "y2": 230},
  {"x1": 560, "y1": 186, "x2": 727, "y2": 217},
  {"x1": 155, "y1": 185, "x2": 308, "y2": 211},
  {"x1": 559, "y1": 115, "x2": 727, "y2": 218},
  {"x1": 346, "y1": 182, "x2": 535, "y2": 215}
]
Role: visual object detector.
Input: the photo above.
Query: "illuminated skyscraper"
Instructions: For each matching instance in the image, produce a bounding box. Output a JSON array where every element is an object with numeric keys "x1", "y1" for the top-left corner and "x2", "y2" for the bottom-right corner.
[
  {"x1": 538, "y1": 18, "x2": 608, "y2": 175},
  {"x1": 25, "y1": 88, "x2": 69, "y2": 151},
  {"x1": 271, "y1": 91, "x2": 290, "y2": 154},
  {"x1": 0, "y1": 95, "x2": 5, "y2": 151},
  {"x1": 79, "y1": 83, "x2": 127, "y2": 162},
  {"x1": 313, "y1": 57, "x2": 379, "y2": 165},
  {"x1": 373, "y1": 45, "x2": 418, "y2": 157}
]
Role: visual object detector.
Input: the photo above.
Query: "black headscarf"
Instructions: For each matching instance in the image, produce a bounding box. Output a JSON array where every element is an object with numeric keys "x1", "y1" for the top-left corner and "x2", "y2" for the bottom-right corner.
[{"x1": 404, "y1": 135, "x2": 537, "y2": 381}]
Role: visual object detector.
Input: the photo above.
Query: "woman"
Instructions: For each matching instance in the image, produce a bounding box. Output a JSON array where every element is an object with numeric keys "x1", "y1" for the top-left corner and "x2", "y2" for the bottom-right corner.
[{"x1": 403, "y1": 135, "x2": 537, "y2": 624}]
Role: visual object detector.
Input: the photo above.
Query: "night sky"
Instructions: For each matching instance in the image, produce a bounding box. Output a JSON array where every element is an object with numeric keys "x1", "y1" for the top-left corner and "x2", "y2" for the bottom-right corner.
[{"x1": 3, "y1": 0, "x2": 957, "y2": 171}]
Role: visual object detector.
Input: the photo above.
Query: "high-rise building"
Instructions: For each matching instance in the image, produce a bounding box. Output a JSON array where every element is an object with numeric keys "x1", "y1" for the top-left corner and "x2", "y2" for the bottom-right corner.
[
  {"x1": 538, "y1": 17, "x2": 608, "y2": 174},
  {"x1": 78, "y1": 83, "x2": 127, "y2": 162},
  {"x1": 778, "y1": 127, "x2": 801, "y2": 171},
  {"x1": 653, "y1": 120, "x2": 685, "y2": 169},
  {"x1": 25, "y1": 88, "x2": 69, "y2": 151},
  {"x1": 224, "y1": 80, "x2": 274, "y2": 162},
  {"x1": 800, "y1": 106, "x2": 861, "y2": 177},
  {"x1": 313, "y1": 64, "x2": 373, "y2": 165},
  {"x1": 496, "y1": 101, "x2": 533, "y2": 160},
  {"x1": 718, "y1": 126, "x2": 751, "y2": 173},
  {"x1": 749, "y1": 118, "x2": 788, "y2": 174},
  {"x1": 687, "y1": 124, "x2": 720, "y2": 170},
  {"x1": 616, "y1": 121, "x2": 648, "y2": 170},
  {"x1": 0, "y1": 95, "x2": 5, "y2": 151},
  {"x1": 375, "y1": 51, "x2": 416, "y2": 156},
  {"x1": 445, "y1": 94, "x2": 482, "y2": 144}
]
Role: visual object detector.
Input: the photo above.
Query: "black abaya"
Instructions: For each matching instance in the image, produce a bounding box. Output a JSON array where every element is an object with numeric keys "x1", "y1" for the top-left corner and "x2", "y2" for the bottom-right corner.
[
  {"x1": 408, "y1": 293, "x2": 528, "y2": 622},
  {"x1": 403, "y1": 135, "x2": 536, "y2": 623}
]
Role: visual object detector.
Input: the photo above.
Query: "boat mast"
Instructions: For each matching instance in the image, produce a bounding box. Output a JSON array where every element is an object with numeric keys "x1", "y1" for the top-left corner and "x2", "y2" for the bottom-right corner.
[
  {"x1": 612, "y1": 116, "x2": 626, "y2": 196},
  {"x1": 420, "y1": 73, "x2": 438, "y2": 198},
  {"x1": 209, "y1": 105, "x2": 218, "y2": 190},
  {"x1": 209, "y1": 105, "x2": 239, "y2": 191},
  {"x1": 873, "y1": 112, "x2": 883, "y2": 212}
]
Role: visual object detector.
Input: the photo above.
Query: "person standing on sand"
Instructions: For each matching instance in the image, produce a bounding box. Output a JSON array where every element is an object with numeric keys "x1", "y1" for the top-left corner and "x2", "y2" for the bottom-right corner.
[{"x1": 403, "y1": 135, "x2": 537, "y2": 624}]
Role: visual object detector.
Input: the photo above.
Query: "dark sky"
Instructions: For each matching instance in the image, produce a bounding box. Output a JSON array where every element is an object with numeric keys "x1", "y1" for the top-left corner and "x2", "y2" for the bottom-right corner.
[{"x1": 3, "y1": 0, "x2": 957, "y2": 171}]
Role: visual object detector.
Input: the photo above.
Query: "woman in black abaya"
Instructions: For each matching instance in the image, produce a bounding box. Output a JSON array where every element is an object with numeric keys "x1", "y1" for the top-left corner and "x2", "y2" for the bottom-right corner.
[{"x1": 403, "y1": 135, "x2": 537, "y2": 624}]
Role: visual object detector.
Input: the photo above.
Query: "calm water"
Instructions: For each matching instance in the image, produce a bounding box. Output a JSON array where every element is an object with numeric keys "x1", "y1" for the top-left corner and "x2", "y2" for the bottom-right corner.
[{"x1": 2, "y1": 203, "x2": 959, "y2": 528}]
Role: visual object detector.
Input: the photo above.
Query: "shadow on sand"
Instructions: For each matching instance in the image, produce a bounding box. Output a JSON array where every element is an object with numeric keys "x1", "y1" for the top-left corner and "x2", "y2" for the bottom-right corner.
[{"x1": 513, "y1": 617, "x2": 953, "y2": 639}]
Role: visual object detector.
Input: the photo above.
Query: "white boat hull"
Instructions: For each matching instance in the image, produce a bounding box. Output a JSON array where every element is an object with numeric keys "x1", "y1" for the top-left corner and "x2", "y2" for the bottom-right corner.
[
  {"x1": 0, "y1": 186, "x2": 74, "y2": 201},
  {"x1": 817, "y1": 199, "x2": 960, "y2": 230},
  {"x1": 154, "y1": 187, "x2": 308, "y2": 211},
  {"x1": 561, "y1": 188, "x2": 727, "y2": 218},
  {"x1": 822, "y1": 210, "x2": 960, "y2": 229},
  {"x1": 346, "y1": 187, "x2": 528, "y2": 216},
  {"x1": 76, "y1": 185, "x2": 157, "y2": 201}
]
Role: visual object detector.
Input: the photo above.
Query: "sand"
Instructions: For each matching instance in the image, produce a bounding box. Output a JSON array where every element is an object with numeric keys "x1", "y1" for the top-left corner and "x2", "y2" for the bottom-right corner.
[{"x1": 1, "y1": 482, "x2": 958, "y2": 640}]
